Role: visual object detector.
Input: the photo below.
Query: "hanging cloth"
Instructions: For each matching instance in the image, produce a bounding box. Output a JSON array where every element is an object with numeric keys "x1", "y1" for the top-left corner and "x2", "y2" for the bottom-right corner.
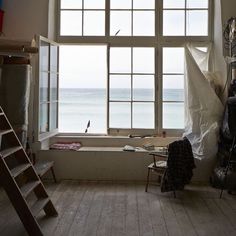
[{"x1": 184, "y1": 44, "x2": 224, "y2": 160}]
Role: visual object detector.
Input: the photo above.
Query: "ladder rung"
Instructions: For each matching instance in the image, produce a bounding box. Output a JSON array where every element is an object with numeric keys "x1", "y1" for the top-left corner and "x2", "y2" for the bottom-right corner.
[
  {"x1": 0, "y1": 112, "x2": 4, "y2": 116},
  {"x1": 0, "y1": 129, "x2": 13, "y2": 136},
  {"x1": 0, "y1": 146, "x2": 22, "y2": 158},
  {"x1": 20, "y1": 181, "x2": 41, "y2": 198},
  {"x1": 11, "y1": 163, "x2": 31, "y2": 178},
  {"x1": 34, "y1": 161, "x2": 54, "y2": 177},
  {"x1": 31, "y1": 198, "x2": 50, "y2": 217}
]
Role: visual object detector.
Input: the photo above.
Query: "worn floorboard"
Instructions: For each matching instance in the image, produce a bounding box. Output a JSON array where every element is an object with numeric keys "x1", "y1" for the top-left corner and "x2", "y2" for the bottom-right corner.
[{"x1": 0, "y1": 181, "x2": 236, "y2": 236}]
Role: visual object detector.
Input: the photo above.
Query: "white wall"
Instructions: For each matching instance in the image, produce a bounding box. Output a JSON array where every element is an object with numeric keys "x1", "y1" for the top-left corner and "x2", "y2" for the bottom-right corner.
[
  {"x1": 2, "y1": 0, "x2": 49, "y2": 40},
  {"x1": 221, "y1": 0, "x2": 236, "y2": 24},
  {"x1": 213, "y1": 0, "x2": 236, "y2": 89},
  {"x1": 213, "y1": 0, "x2": 226, "y2": 83},
  {"x1": 38, "y1": 149, "x2": 216, "y2": 183},
  {"x1": 48, "y1": 0, "x2": 57, "y2": 40}
]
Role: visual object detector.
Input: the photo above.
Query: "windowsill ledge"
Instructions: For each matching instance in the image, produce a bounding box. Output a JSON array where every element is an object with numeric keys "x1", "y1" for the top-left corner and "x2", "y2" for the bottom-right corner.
[
  {"x1": 41, "y1": 146, "x2": 149, "y2": 152},
  {"x1": 36, "y1": 135, "x2": 181, "y2": 151}
]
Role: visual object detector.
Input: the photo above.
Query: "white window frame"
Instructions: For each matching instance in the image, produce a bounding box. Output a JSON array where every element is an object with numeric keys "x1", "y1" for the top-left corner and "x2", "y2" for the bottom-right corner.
[
  {"x1": 60, "y1": 0, "x2": 106, "y2": 36},
  {"x1": 108, "y1": 46, "x2": 156, "y2": 135},
  {"x1": 34, "y1": 35, "x2": 59, "y2": 141},
  {"x1": 47, "y1": 0, "x2": 213, "y2": 137}
]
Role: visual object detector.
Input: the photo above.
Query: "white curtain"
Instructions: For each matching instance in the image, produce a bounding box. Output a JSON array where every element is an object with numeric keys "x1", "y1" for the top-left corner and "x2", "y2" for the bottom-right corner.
[{"x1": 184, "y1": 44, "x2": 224, "y2": 160}]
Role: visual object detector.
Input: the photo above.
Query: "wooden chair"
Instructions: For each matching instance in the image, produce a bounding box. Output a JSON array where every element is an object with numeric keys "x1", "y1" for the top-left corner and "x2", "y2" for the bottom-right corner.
[
  {"x1": 145, "y1": 138, "x2": 195, "y2": 198},
  {"x1": 145, "y1": 152, "x2": 173, "y2": 195}
]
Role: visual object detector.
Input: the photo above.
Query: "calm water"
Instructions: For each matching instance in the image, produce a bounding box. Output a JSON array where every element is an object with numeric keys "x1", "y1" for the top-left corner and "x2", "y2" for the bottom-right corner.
[{"x1": 59, "y1": 88, "x2": 184, "y2": 133}]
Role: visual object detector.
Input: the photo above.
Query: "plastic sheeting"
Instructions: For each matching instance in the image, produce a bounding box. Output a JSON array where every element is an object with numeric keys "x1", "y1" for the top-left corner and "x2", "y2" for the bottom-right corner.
[
  {"x1": 0, "y1": 65, "x2": 31, "y2": 148},
  {"x1": 184, "y1": 45, "x2": 224, "y2": 160}
]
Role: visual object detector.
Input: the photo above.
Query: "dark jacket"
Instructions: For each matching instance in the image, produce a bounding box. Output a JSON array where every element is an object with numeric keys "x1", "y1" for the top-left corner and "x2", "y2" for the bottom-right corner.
[{"x1": 161, "y1": 138, "x2": 196, "y2": 192}]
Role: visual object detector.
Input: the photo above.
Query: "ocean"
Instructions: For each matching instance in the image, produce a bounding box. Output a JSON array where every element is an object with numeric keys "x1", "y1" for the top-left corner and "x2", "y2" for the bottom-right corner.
[{"x1": 59, "y1": 88, "x2": 184, "y2": 133}]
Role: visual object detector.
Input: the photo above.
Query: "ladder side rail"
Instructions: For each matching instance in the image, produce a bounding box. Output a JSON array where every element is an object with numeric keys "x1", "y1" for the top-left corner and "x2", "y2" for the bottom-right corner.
[{"x1": 0, "y1": 156, "x2": 44, "y2": 236}]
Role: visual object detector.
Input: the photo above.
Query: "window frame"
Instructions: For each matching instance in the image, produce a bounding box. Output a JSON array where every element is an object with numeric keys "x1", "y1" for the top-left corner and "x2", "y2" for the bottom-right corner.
[
  {"x1": 60, "y1": 0, "x2": 106, "y2": 36},
  {"x1": 108, "y1": 46, "x2": 156, "y2": 135},
  {"x1": 34, "y1": 35, "x2": 60, "y2": 141},
  {"x1": 52, "y1": 0, "x2": 213, "y2": 137}
]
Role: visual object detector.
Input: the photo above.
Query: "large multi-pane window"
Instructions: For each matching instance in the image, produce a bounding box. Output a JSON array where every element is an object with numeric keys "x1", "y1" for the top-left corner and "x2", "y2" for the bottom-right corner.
[{"x1": 37, "y1": 0, "x2": 211, "y2": 138}]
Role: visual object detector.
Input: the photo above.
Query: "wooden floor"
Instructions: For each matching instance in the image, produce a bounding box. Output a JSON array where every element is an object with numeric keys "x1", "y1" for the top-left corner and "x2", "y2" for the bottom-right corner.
[{"x1": 0, "y1": 181, "x2": 236, "y2": 236}]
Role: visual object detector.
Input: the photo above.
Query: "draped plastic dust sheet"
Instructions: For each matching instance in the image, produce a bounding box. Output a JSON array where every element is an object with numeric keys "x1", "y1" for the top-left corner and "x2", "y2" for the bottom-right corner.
[{"x1": 184, "y1": 45, "x2": 224, "y2": 160}]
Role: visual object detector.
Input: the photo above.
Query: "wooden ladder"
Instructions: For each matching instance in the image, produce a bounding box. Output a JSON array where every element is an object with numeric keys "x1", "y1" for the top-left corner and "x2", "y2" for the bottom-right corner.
[{"x1": 0, "y1": 106, "x2": 58, "y2": 236}]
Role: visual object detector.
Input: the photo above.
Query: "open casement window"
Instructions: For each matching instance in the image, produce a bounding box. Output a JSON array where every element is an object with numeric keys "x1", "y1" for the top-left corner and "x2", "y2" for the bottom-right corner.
[{"x1": 34, "y1": 36, "x2": 59, "y2": 141}]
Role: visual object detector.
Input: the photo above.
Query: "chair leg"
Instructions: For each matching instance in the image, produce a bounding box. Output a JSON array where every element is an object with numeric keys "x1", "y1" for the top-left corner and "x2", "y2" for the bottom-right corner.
[
  {"x1": 145, "y1": 168, "x2": 151, "y2": 192},
  {"x1": 50, "y1": 167, "x2": 57, "y2": 183}
]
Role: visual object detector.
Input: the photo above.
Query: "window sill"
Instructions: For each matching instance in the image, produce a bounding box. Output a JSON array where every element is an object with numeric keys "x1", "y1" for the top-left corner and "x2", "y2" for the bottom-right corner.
[
  {"x1": 41, "y1": 146, "x2": 147, "y2": 152},
  {"x1": 45, "y1": 135, "x2": 180, "y2": 151}
]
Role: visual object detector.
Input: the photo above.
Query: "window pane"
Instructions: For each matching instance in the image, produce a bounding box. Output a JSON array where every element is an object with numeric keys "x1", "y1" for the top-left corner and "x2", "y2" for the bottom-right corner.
[
  {"x1": 60, "y1": 10, "x2": 82, "y2": 36},
  {"x1": 84, "y1": 11, "x2": 105, "y2": 36},
  {"x1": 59, "y1": 88, "x2": 107, "y2": 133},
  {"x1": 187, "y1": 0, "x2": 208, "y2": 8},
  {"x1": 61, "y1": 0, "x2": 82, "y2": 9},
  {"x1": 50, "y1": 73, "x2": 58, "y2": 101},
  {"x1": 133, "y1": 11, "x2": 155, "y2": 36},
  {"x1": 110, "y1": 75, "x2": 131, "y2": 101},
  {"x1": 133, "y1": 102, "x2": 154, "y2": 128},
  {"x1": 163, "y1": 0, "x2": 185, "y2": 9},
  {"x1": 133, "y1": 48, "x2": 155, "y2": 73},
  {"x1": 110, "y1": 102, "x2": 131, "y2": 128},
  {"x1": 40, "y1": 42, "x2": 49, "y2": 71},
  {"x1": 186, "y1": 10, "x2": 208, "y2": 36},
  {"x1": 110, "y1": 0, "x2": 132, "y2": 9},
  {"x1": 110, "y1": 48, "x2": 131, "y2": 73},
  {"x1": 39, "y1": 103, "x2": 49, "y2": 133},
  {"x1": 50, "y1": 45, "x2": 58, "y2": 72},
  {"x1": 84, "y1": 0, "x2": 105, "y2": 9},
  {"x1": 50, "y1": 102, "x2": 58, "y2": 131},
  {"x1": 163, "y1": 75, "x2": 184, "y2": 102},
  {"x1": 133, "y1": 0, "x2": 155, "y2": 9},
  {"x1": 40, "y1": 72, "x2": 48, "y2": 102},
  {"x1": 133, "y1": 75, "x2": 154, "y2": 101},
  {"x1": 163, "y1": 48, "x2": 184, "y2": 73},
  {"x1": 163, "y1": 10, "x2": 185, "y2": 36},
  {"x1": 59, "y1": 45, "x2": 107, "y2": 133},
  {"x1": 163, "y1": 102, "x2": 184, "y2": 129},
  {"x1": 110, "y1": 11, "x2": 131, "y2": 36}
]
